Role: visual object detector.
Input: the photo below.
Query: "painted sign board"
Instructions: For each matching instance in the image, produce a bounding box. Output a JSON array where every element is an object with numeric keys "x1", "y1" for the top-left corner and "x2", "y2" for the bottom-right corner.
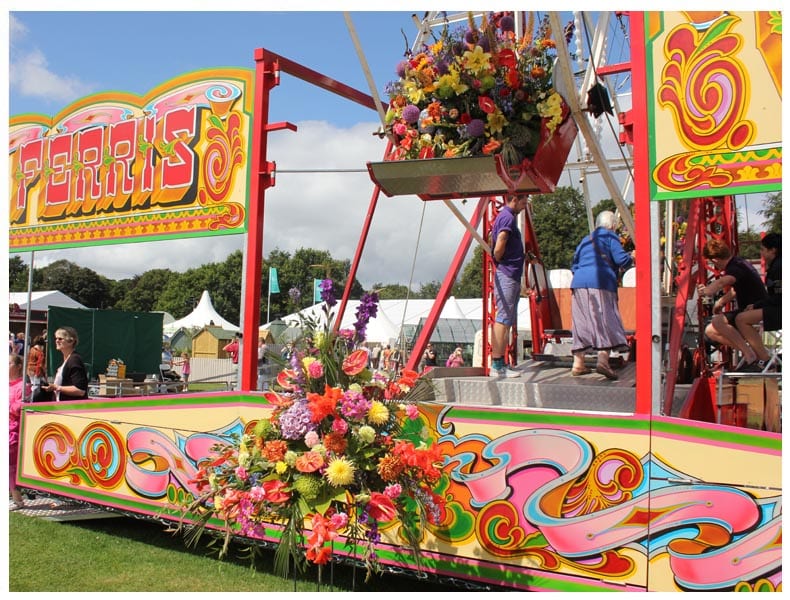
[
  {"x1": 9, "y1": 68, "x2": 254, "y2": 252},
  {"x1": 17, "y1": 394, "x2": 781, "y2": 592},
  {"x1": 645, "y1": 11, "x2": 782, "y2": 200}
]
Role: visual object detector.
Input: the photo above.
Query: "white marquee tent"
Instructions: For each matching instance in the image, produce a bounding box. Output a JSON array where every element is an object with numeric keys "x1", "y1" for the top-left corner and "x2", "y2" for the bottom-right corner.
[
  {"x1": 9, "y1": 290, "x2": 87, "y2": 311},
  {"x1": 163, "y1": 290, "x2": 239, "y2": 335}
]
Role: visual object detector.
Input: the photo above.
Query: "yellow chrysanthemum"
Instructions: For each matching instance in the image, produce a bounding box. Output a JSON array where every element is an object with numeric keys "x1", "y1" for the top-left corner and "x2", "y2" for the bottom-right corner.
[
  {"x1": 367, "y1": 401, "x2": 390, "y2": 425},
  {"x1": 275, "y1": 460, "x2": 288, "y2": 474},
  {"x1": 325, "y1": 456, "x2": 356, "y2": 487}
]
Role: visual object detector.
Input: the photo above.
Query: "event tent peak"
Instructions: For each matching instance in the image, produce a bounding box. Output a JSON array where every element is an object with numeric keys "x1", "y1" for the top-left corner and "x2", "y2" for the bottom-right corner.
[{"x1": 163, "y1": 290, "x2": 238, "y2": 335}]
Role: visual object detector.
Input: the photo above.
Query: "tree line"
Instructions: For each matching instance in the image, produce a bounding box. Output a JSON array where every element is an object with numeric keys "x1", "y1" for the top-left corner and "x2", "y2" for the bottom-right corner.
[{"x1": 9, "y1": 189, "x2": 779, "y2": 323}]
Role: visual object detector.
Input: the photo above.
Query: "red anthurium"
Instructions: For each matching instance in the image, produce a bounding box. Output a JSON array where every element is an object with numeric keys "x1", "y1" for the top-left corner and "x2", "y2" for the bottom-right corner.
[
  {"x1": 261, "y1": 480, "x2": 291, "y2": 504},
  {"x1": 478, "y1": 95, "x2": 496, "y2": 114},
  {"x1": 263, "y1": 390, "x2": 291, "y2": 407},
  {"x1": 367, "y1": 492, "x2": 397, "y2": 522},
  {"x1": 505, "y1": 69, "x2": 520, "y2": 89},
  {"x1": 342, "y1": 349, "x2": 369, "y2": 376},
  {"x1": 498, "y1": 48, "x2": 516, "y2": 68},
  {"x1": 276, "y1": 369, "x2": 297, "y2": 390}
]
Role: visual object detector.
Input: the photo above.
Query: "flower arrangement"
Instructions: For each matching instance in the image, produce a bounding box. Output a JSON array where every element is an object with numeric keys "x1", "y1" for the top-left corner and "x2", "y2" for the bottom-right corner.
[
  {"x1": 181, "y1": 280, "x2": 445, "y2": 579},
  {"x1": 382, "y1": 11, "x2": 572, "y2": 166}
]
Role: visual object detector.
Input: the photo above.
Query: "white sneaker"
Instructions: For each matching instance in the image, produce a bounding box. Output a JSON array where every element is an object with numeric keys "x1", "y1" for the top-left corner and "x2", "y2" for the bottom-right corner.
[
  {"x1": 503, "y1": 367, "x2": 521, "y2": 378},
  {"x1": 488, "y1": 368, "x2": 504, "y2": 378}
]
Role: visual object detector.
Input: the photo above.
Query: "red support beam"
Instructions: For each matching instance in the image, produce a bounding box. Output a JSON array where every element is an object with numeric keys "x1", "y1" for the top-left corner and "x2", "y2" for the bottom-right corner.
[
  {"x1": 334, "y1": 141, "x2": 393, "y2": 335},
  {"x1": 629, "y1": 13, "x2": 654, "y2": 416}
]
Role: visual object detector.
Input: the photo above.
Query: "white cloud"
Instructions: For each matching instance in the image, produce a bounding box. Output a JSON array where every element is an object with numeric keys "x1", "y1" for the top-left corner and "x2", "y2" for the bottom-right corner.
[
  {"x1": 21, "y1": 119, "x2": 481, "y2": 290},
  {"x1": 10, "y1": 47, "x2": 96, "y2": 104},
  {"x1": 9, "y1": 15, "x2": 95, "y2": 105}
]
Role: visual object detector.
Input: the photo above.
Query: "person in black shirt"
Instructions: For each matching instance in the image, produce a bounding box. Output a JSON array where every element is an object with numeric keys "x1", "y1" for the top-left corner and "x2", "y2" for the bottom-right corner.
[
  {"x1": 43, "y1": 326, "x2": 88, "y2": 400},
  {"x1": 735, "y1": 233, "x2": 781, "y2": 371},
  {"x1": 697, "y1": 239, "x2": 768, "y2": 366}
]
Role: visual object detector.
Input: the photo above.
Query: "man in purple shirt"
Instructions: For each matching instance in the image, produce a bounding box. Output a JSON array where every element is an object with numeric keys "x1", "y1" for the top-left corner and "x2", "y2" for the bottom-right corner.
[{"x1": 490, "y1": 194, "x2": 528, "y2": 378}]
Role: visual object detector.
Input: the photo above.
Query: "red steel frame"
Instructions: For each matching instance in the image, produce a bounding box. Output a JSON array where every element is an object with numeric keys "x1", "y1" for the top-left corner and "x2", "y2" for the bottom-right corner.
[
  {"x1": 241, "y1": 48, "x2": 385, "y2": 391},
  {"x1": 243, "y1": 13, "x2": 655, "y2": 419}
]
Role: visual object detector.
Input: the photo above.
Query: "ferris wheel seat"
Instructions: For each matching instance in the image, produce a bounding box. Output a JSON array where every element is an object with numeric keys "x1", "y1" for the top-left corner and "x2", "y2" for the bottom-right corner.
[{"x1": 367, "y1": 111, "x2": 577, "y2": 201}]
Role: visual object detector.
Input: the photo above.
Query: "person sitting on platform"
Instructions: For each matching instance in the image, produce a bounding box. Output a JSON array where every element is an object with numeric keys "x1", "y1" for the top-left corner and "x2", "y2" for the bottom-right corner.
[
  {"x1": 697, "y1": 239, "x2": 768, "y2": 369},
  {"x1": 734, "y1": 233, "x2": 781, "y2": 372}
]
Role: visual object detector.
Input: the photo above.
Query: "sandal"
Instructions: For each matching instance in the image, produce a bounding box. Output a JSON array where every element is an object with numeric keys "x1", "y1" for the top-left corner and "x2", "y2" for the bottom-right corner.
[
  {"x1": 571, "y1": 367, "x2": 592, "y2": 376},
  {"x1": 596, "y1": 364, "x2": 618, "y2": 380}
]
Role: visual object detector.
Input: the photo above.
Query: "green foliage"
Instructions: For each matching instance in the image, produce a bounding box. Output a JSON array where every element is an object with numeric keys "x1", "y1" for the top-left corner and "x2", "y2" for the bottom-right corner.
[
  {"x1": 113, "y1": 269, "x2": 176, "y2": 312},
  {"x1": 417, "y1": 280, "x2": 442, "y2": 299},
  {"x1": 454, "y1": 244, "x2": 485, "y2": 298},
  {"x1": 9, "y1": 255, "x2": 32, "y2": 291},
  {"x1": 37, "y1": 259, "x2": 111, "y2": 308},
  {"x1": 369, "y1": 283, "x2": 412, "y2": 300},
  {"x1": 263, "y1": 248, "x2": 364, "y2": 321},
  {"x1": 530, "y1": 186, "x2": 590, "y2": 270},
  {"x1": 759, "y1": 192, "x2": 781, "y2": 234},
  {"x1": 737, "y1": 228, "x2": 762, "y2": 260}
]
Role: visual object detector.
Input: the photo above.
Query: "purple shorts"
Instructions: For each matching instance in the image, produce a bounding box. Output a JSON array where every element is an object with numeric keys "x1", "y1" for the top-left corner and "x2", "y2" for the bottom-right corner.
[{"x1": 494, "y1": 270, "x2": 520, "y2": 327}]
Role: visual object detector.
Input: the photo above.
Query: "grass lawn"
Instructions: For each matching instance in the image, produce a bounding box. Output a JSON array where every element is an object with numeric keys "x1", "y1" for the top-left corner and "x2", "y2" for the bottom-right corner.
[{"x1": 8, "y1": 511, "x2": 462, "y2": 592}]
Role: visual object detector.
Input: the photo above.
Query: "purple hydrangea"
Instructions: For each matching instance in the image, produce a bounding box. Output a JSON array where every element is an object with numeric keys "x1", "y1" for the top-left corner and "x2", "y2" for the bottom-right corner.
[
  {"x1": 319, "y1": 279, "x2": 336, "y2": 307},
  {"x1": 466, "y1": 118, "x2": 485, "y2": 138},
  {"x1": 402, "y1": 104, "x2": 421, "y2": 124},
  {"x1": 278, "y1": 399, "x2": 315, "y2": 440}
]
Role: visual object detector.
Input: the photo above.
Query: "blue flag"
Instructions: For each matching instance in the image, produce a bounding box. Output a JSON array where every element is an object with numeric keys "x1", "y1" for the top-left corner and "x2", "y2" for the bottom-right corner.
[
  {"x1": 313, "y1": 279, "x2": 322, "y2": 303},
  {"x1": 269, "y1": 267, "x2": 280, "y2": 294}
]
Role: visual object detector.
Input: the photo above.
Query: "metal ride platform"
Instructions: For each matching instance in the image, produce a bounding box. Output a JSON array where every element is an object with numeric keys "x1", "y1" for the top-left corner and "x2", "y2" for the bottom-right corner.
[
  {"x1": 10, "y1": 496, "x2": 119, "y2": 522},
  {"x1": 426, "y1": 360, "x2": 640, "y2": 414}
]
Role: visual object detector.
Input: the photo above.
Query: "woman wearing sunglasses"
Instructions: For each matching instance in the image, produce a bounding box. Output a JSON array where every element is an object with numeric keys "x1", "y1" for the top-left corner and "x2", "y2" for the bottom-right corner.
[{"x1": 43, "y1": 326, "x2": 88, "y2": 401}]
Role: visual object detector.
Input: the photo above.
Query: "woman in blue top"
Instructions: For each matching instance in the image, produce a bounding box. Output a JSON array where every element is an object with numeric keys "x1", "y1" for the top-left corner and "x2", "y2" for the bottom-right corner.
[{"x1": 569, "y1": 211, "x2": 633, "y2": 380}]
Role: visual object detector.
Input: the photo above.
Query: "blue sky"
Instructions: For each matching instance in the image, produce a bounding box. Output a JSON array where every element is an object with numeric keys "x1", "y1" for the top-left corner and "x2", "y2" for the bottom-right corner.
[
  {"x1": 5, "y1": 7, "x2": 775, "y2": 301},
  {"x1": 9, "y1": 11, "x2": 422, "y2": 126}
]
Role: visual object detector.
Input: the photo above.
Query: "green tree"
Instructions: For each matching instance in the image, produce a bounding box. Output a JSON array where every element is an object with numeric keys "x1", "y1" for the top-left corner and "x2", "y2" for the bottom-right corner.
[
  {"x1": 530, "y1": 186, "x2": 590, "y2": 269},
  {"x1": 373, "y1": 283, "x2": 413, "y2": 300},
  {"x1": 115, "y1": 269, "x2": 178, "y2": 312},
  {"x1": 37, "y1": 259, "x2": 109, "y2": 308},
  {"x1": 454, "y1": 244, "x2": 485, "y2": 298},
  {"x1": 759, "y1": 192, "x2": 781, "y2": 234},
  {"x1": 9, "y1": 256, "x2": 31, "y2": 291},
  {"x1": 418, "y1": 280, "x2": 442, "y2": 299},
  {"x1": 737, "y1": 227, "x2": 762, "y2": 260},
  {"x1": 157, "y1": 251, "x2": 244, "y2": 323}
]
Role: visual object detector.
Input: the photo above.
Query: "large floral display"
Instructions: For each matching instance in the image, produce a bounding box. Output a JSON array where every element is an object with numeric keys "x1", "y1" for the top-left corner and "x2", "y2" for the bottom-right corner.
[
  {"x1": 182, "y1": 280, "x2": 445, "y2": 577},
  {"x1": 383, "y1": 12, "x2": 570, "y2": 166}
]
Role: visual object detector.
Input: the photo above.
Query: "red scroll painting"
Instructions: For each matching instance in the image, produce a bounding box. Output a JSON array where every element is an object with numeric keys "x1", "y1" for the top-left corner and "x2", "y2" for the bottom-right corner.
[
  {"x1": 9, "y1": 68, "x2": 254, "y2": 252},
  {"x1": 645, "y1": 11, "x2": 782, "y2": 200}
]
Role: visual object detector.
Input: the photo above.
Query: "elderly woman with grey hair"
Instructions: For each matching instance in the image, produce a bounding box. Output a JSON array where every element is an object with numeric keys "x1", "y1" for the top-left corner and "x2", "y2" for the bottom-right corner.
[{"x1": 569, "y1": 210, "x2": 633, "y2": 380}]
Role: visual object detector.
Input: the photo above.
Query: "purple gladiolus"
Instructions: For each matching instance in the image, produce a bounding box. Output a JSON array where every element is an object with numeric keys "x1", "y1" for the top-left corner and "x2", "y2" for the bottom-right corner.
[{"x1": 320, "y1": 279, "x2": 336, "y2": 307}]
